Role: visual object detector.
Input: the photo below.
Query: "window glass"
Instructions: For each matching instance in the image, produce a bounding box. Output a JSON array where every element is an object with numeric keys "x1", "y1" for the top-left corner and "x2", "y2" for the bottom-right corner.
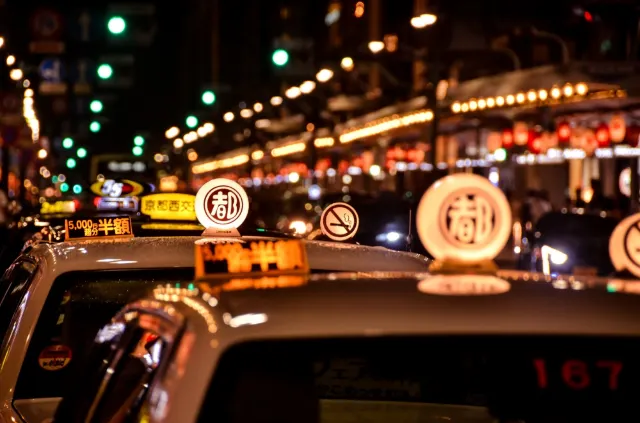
[
  {"x1": 14, "y1": 268, "x2": 193, "y2": 401},
  {"x1": 0, "y1": 260, "x2": 37, "y2": 338},
  {"x1": 197, "y1": 337, "x2": 640, "y2": 423}
]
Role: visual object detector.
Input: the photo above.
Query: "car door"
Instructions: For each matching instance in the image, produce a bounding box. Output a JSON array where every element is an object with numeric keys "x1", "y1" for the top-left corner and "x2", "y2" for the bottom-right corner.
[{"x1": 52, "y1": 306, "x2": 185, "y2": 423}]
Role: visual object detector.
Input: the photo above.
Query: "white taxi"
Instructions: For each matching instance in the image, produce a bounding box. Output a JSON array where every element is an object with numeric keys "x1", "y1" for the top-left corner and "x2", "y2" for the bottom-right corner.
[
  {"x1": 0, "y1": 183, "x2": 430, "y2": 423},
  {"x1": 51, "y1": 173, "x2": 640, "y2": 423}
]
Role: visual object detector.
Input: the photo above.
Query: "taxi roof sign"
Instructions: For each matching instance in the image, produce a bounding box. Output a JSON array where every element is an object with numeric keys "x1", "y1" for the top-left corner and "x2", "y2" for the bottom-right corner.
[
  {"x1": 609, "y1": 213, "x2": 640, "y2": 277},
  {"x1": 416, "y1": 173, "x2": 511, "y2": 264},
  {"x1": 320, "y1": 202, "x2": 359, "y2": 241},
  {"x1": 194, "y1": 239, "x2": 309, "y2": 280},
  {"x1": 64, "y1": 216, "x2": 134, "y2": 241},
  {"x1": 141, "y1": 193, "x2": 196, "y2": 221},
  {"x1": 90, "y1": 179, "x2": 144, "y2": 198},
  {"x1": 195, "y1": 178, "x2": 249, "y2": 234}
]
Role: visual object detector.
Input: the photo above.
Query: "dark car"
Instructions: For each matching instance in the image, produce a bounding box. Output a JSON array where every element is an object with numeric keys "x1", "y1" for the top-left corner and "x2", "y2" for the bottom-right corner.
[{"x1": 517, "y1": 210, "x2": 619, "y2": 276}]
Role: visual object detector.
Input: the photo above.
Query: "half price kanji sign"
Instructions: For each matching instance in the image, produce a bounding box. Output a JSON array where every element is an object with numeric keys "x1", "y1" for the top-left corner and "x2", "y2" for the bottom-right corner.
[
  {"x1": 195, "y1": 239, "x2": 309, "y2": 279},
  {"x1": 64, "y1": 216, "x2": 134, "y2": 240}
]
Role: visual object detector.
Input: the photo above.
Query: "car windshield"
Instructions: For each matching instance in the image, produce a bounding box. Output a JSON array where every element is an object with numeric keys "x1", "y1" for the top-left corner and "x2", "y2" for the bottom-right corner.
[
  {"x1": 198, "y1": 336, "x2": 640, "y2": 423},
  {"x1": 13, "y1": 268, "x2": 194, "y2": 400}
]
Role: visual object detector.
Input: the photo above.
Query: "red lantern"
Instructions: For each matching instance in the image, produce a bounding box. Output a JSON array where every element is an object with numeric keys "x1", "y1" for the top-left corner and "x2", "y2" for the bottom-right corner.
[
  {"x1": 610, "y1": 114, "x2": 626, "y2": 143},
  {"x1": 513, "y1": 122, "x2": 529, "y2": 146},
  {"x1": 502, "y1": 129, "x2": 514, "y2": 148},
  {"x1": 528, "y1": 131, "x2": 542, "y2": 154},
  {"x1": 595, "y1": 124, "x2": 610, "y2": 147},
  {"x1": 557, "y1": 121, "x2": 571, "y2": 143}
]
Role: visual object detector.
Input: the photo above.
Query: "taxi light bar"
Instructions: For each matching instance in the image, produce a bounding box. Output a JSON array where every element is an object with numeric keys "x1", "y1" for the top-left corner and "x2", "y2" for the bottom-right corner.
[
  {"x1": 194, "y1": 239, "x2": 309, "y2": 280},
  {"x1": 64, "y1": 216, "x2": 134, "y2": 241}
]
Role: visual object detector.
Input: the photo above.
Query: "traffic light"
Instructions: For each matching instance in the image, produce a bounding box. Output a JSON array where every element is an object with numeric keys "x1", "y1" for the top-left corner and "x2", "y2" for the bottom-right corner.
[
  {"x1": 66, "y1": 158, "x2": 76, "y2": 169},
  {"x1": 108, "y1": 16, "x2": 126, "y2": 34},
  {"x1": 90, "y1": 100, "x2": 103, "y2": 113},
  {"x1": 186, "y1": 115, "x2": 198, "y2": 128},
  {"x1": 62, "y1": 137, "x2": 74, "y2": 149},
  {"x1": 201, "y1": 90, "x2": 216, "y2": 105},
  {"x1": 60, "y1": 183, "x2": 69, "y2": 193},
  {"x1": 132, "y1": 146, "x2": 143, "y2": 156},
  {"x1": 97, "y1": 64, "x2": 113, "y2": 80},
  {"x1": 77, "y1": 148, "x2": 87, "y2": 158},
  {"x1": 272, "y1": 49, "x2": 289, "y2": 66},
  {"x1": 72, "y1": 184, "x2": 83, "y2": 194},
  {"x1": 133, "y1": 135, "x2": 144, "y2": 146},
  {"x1": 90, "y1": 121, "x2": 101, "y2": 133}
]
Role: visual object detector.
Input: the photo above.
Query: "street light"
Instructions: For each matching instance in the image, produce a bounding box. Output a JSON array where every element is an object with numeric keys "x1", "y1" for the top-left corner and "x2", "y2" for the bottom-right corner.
[
  {"x1": 60, "y1": 183, "x2": 69, "y2": 193},
  {"x1": 186, "y1": 115, "x2": 198, "y2": 128},
  {"x1": 341, "y1": 57, "x2": 354, "y2": 71},
  {"x1": 77, "y1": 148, "x2": 87, "y2": 158},
  {"x1": 6, "y1": 55, "x2": 14, "y2": 65},
  {"x1": 270, "y1": 96, "x2": 283, "y2": 106},
  {"x1": 90, "y1": 100, "x2": 103, "y2": 113},
  {"x1": 66, "y1": 158, "x2": 77, "y2": 169},
  {"x1": 411, "y1": 13, "x2": 437, "y2": 29},
  {"x1": 272, "y1": 49, "x2": 289, "y2": 66},
  {"x1": 285, "y1": 86, "x2": 301, "y2": 99},
  {"x1": 97, "y1": 64, "x2": 113, "y2": 79},
  {"x1": 72, "y1": 184, "x2": 83, "y2": 194},
  {"x1": 89, "y1": 121, "x2": 101, "y2": 133},
  {"x1": 299, "y1": 80, "x2": 316, "y2": 94},
  {"x1": 134, "y1": 135, "x2": 145, "y2": 146},
  {"x1": 165, "y1": 126, "x2": 179, "y2": 139},
  {"x1": 201, "y1": 90, "x2": 216, "y2": 105},
  {"x1": 223, "y1": 112, "x2": 234, "y2": 122},
  {"x1": 368, "y1": 41, "x2": 385, "y2": 54},
  {"x1": 132, "y1": 146, "x2": 143, "y2": 156},
  {"x1": 9, "y1": 69, "x2": 22, "y2": 81},
  {"x1": 316, "y1": 68, "x2": 334, "y2": 82},
  {"x1": 37, "y1": 149, "x2": 47, "y2": 159},
  {"x1": 62, "y1": 137, "x2": 74, "y2": 149},
  {"x1": 108, "y1": 16, "x2": 126, "y2": 34}
]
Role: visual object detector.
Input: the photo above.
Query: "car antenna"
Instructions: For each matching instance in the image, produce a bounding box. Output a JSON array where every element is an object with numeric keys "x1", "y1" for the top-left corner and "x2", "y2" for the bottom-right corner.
[{"x1": 406, "y1": 208, "x2": 413, "y2": 252}]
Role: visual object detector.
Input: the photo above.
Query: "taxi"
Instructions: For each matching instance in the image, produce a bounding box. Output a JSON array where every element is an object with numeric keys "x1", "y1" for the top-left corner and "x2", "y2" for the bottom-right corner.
[
  {"x1": 0, "y1": 180, "x2": 431, "y2": 423},
  {"x1": 48, "y1": 173, "x2": 640, "y2": 423}
]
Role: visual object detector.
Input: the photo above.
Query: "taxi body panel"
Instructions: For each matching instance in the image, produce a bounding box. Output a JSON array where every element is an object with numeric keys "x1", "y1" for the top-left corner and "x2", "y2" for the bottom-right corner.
[
  {"x1": 0, "y1": 236, "x2": 429, "y2": 423},
  {"x1": 96, "y1": 272, "x2": 640, "y2": 423}
]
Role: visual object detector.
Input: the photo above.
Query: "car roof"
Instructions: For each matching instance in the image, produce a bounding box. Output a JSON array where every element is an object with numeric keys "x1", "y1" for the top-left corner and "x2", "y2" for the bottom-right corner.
[
  {"x1": 23, "y1": 236, "x2": 430, "y2": 275},
  {"x1": 117, "y1": 270, "x2": 640, "y2": 423}
]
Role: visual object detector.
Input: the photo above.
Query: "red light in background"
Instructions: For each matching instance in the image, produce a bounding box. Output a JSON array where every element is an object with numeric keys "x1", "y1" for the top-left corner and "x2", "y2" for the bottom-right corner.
[
  {"x1": 584, "y1": 11, "x2": 593, "y2": 22},
  {"x1": 93, "y1": 197, "x2": 101, "y2": 207}
]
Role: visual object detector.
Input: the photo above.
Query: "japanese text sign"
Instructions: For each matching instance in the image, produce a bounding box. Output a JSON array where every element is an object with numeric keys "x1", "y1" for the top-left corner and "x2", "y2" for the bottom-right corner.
[
  {"x1": 141, "y1": 193, "x2": 196, "y2": 221},
  {"x1": 64, "y1": 216, "x2": 134, "y2": 240},
  {"x1": 195, "y1": 239, "x2": 309, "y2": 279}
]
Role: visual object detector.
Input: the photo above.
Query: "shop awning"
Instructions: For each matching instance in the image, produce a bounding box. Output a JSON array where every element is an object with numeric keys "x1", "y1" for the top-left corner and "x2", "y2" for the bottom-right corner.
[{"x1": 446, "y1": 63, "x2": 621, "y2": 102}]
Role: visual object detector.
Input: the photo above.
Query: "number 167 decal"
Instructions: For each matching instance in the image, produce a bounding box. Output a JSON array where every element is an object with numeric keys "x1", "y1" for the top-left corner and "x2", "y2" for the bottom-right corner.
[{"x1": 533, "y1": 359, "x2": 623, "y2": 390}]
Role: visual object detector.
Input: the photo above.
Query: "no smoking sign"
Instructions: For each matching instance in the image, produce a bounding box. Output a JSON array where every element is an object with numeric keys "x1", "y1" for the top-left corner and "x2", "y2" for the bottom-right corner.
[{"x1": 320, "y1": 202, "x2": 359, "y2": 242}]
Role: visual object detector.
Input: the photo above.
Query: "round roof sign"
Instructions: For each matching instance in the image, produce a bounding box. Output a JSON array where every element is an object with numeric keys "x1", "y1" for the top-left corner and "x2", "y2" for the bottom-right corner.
[
  {"x1": 609, "y1": 213, "x2": 640, "y2": 278},
  {"x1": 195, "y1": 178, "x2": 249, "y2": 230},
  {"x1": 416, "y1": 173, "x2": 512, "y2": 263},
  {"x1": 320, "y1": 202, "x2": 360, "y2": 241}
]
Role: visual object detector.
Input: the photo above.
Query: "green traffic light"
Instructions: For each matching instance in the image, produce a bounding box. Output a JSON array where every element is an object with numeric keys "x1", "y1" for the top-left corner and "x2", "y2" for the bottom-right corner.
[
  {"x1": 201, "y1": 90, "x2": 216, "y2": 105},
  {"x1": 272, "y1": 49, "x2": 289, "y2": 66},
  {"x1": 97, "y1": 64, "x2": 113, "y2": 80},
  {"x1": 77, "y1": 148, "x2": 87, "y2": 158},
  {"x1": 72, "y1": 184, "x2": 83, "y2": 194},
  {"x1": 108, "y1": 16, "x2": 126, "y2": 34},
  {"x1": 66, "y1": 158, "x2": 76, "y2": 169},
  {"x1": 90, "y1": 100, "x2": 103, "y2": 113},
  {"x1": 60, "y1": 183, "x2": 69, "y2": 193},
  {"x1": 90, "y1": 121, "x2": 101, "y2": 133},
  {"x1": 62, "y1": 137, "x2": 74, "y2": 149},
  {"x1": 133, "y1": 135, "x2": 145, "y2": 146},
  {"x1": 186, "y1": 115, "x2": 198, "y2": 128},
  {"x1": 132, "y1": 146, "x2": 143, "y2": 156}
]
